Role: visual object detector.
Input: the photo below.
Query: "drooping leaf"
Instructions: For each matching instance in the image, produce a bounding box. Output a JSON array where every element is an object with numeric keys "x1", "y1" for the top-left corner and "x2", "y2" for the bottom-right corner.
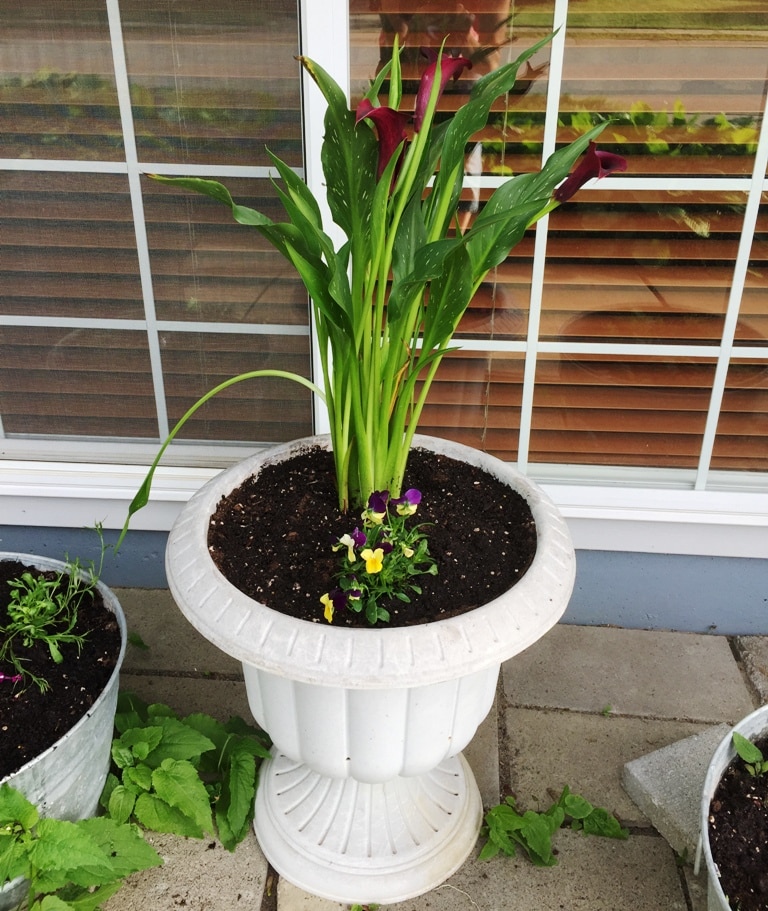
[
  {"x1": 140, "y1": 717, "x2": 216, "y2": 767},
  {"x1": 76, "y1": 817, "x2": 162, "y2": 880},
  {"x1": 151, "y1": 759, "x2": 214, "y2": 834},
  {"x1": 0, "y1": 782, "x2": 38, "y2": 829},
  {"x1": 28, "y1": 819, "x2": 114, "y2": 883},
  {"x1": 107, "y1": 785, "x2": 137, "y2": 826},
  {"x1": 133, "y1": 793, "x2": 205, "y2": 839},
  {"x1": 223, "y1": 746, "x2": 257, "y2": 842},
  {"x1": 0, "y1": 833, "x2": 28, "y2": 886}
]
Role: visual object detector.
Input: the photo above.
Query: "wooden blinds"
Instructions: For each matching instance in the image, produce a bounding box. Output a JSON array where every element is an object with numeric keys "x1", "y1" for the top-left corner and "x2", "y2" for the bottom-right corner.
[{"x1": 0, "y1": 0, "x2": 312, "y2": 453}]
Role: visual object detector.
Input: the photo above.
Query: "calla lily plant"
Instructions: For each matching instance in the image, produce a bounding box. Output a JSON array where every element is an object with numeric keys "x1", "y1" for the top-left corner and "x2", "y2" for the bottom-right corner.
[{"x1": 120, "y1": 32, "x2": 625, "y2": 544}]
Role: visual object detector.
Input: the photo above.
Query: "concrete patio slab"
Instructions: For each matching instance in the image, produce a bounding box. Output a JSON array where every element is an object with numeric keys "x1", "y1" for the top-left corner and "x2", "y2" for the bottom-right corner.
[
  {"x1": 277, "y1": 831, "x2": 688, "y2": 911},
  {"x1": 502, "y1": 625, "x2": 754, "y2": 723},
  {"x1": 504, "y1": 706, "x2": 711, "y2": 825},
  {"x1": 104, "y1": 830, "x2": 268, "y2": 911}
]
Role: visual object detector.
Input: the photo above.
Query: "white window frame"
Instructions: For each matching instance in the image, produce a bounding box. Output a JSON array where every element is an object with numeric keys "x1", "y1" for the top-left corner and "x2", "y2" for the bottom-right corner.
[{"x1": 1, "y1": 0, "x2": 767, "y2": 558}]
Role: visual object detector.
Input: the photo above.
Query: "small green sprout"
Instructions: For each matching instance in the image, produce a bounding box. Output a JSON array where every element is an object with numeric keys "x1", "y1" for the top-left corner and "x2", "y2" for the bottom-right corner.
[
  {"x1": 732, "y1": 731, "x2": 768, "y2": 776},
  {"x1": 0, "y1": 526, "x2": 108, "y2": 692}
]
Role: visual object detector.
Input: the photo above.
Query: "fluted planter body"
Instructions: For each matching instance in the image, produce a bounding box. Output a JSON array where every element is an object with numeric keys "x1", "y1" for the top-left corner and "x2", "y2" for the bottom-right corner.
[
  {"x1": 698, "y1": 704, "x2": 768, "y2": 911},
  {"x1": 0, "y1": 554, "x2": 127, "y2": 911},
  {"x1": 165, "y1": 434, "x2": 576, "y2": 903}
]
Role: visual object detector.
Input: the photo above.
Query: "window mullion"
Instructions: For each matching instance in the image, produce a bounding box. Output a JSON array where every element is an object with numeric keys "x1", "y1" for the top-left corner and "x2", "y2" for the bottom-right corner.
[
  {"x1": 299, "y1": 0, "x2": 350, "y2": 435},
  {"x1": 518, "y1": 0, "x2": 570, "y2": 472},
  {"x1": 695, "y1": 89, "x2": 768, "y2": 490},
  {"x1": 106, "y1": 0, "x2": 169, "y2": 439}
]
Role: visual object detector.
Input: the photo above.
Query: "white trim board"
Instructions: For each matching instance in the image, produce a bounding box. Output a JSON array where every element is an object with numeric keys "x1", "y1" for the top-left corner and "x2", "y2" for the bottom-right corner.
[{"x1": 0, "y1": 461, "x2": 765, "y2": 559}]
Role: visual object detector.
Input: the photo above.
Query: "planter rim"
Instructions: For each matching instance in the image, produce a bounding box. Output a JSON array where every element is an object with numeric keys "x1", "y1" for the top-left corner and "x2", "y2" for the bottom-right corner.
[
  {"x1": 0, "y1": 552, "x2": 128, "y2": 786},
  {"x1": 699, "y1": 703, "x2": 768, "y2": 910},
  {"x1": 165, "y1": 434, "x2": 576, "y2": 688}
]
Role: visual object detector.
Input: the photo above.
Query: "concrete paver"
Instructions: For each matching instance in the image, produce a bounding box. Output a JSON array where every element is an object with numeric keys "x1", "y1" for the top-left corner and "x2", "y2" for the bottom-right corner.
[
  {"x1": 104, "y1": 831, "x2": 268, "y2": 911},
  {"x1": 502, "y1": 625, "x2": 754, "y2": 722},
  {"x1": 120, "y1": 671, "x2": 253, "y2": 721},
  {"x1": 504, "y1": 706, "x2": 710, "y2": 825},
  {"x1": 94, "y1": 593, "x2": 763, "y2": 911},
  {"x1": 278, "y1": 832, "x2": 689, "y2": 910}
]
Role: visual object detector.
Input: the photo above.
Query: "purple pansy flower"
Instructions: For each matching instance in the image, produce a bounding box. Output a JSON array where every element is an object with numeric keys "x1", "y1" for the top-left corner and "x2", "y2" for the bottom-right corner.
[
  {"x1": 554, "y1": 141, "x2": 627, "y2": 203},
  {"x1": 392, "y1": 488, "x2": 422, "y2": 516}
]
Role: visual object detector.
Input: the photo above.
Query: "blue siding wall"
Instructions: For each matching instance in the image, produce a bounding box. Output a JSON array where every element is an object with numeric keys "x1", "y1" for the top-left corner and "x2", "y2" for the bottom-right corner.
[{"x1": 1, "y1": 526, "x2": 766, "y2": 635}]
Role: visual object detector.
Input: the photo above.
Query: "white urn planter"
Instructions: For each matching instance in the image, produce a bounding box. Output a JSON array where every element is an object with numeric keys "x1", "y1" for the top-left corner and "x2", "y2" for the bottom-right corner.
[
  {"x1": 697, "y1": 704, "x2": 768, "y2": 911},
  {"x1": 165, "y1": 434, "x2": 576, "y2": 903},
  {"x1": 0, "y1": 554, "x2": 127, "y2": 911}
]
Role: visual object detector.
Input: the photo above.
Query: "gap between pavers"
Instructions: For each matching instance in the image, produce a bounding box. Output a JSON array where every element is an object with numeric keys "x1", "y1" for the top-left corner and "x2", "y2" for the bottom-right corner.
[{"x1": 622, "y1": 723, "x2": 732, "y2": 862}]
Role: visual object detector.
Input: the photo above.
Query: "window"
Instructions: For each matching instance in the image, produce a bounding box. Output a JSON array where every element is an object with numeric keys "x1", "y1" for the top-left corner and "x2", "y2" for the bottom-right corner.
[
  {"x1": 0, "y1": 0, "x2": 311, "y2": 463},
  {"x1": 349, "y1": 0, "x2": 768, "y2": 486},
  {"x1": 1, "y1": 0, "x2": 766, "y2": 555}
]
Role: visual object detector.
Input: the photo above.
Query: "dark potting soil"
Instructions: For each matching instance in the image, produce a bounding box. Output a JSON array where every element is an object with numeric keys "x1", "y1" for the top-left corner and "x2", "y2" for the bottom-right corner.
[
  {"x1": 0, "y1": 561, "x2": 122, "y2": 780},
  {"x1": 207, "y1": 445, "x2": 537, "y2": 628},
  {"x1": 709, "y1": 734, "x2": 768, "y2": 911}
]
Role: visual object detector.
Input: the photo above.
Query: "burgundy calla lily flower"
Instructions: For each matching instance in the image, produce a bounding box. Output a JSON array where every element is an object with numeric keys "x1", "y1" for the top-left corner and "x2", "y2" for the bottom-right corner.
[
  {"x1": 356, "y1": 99, "x2": 409, "y2": 179},
  {"x1": 414, "y1": 49, "x2": 472, "y2": 133},
  {"x1": 554, "y1": 141, "x2": 627, "y2": 202}
]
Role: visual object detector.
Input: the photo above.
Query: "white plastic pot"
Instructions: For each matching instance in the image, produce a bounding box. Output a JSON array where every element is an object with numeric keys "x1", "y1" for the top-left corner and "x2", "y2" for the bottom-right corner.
[
  {"x1": 0, "y1": 554, "x2": 127, "y2": 911},
  {"x1": 165, "y1": 434, "x2": 576, "y2": 903},
  {"x1": 697, "y1": 704, "x2": 768, "y2": 911}
]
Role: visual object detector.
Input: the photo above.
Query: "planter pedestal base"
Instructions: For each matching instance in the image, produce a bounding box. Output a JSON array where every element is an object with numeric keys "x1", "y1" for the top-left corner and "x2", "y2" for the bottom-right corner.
[{"x1": 255, "y1": 749, "x2": 482, "y2": 904}]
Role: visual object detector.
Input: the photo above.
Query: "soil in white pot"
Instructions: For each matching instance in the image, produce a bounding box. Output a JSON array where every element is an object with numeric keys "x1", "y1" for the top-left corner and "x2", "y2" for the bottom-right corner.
[
  {"x1": 207, "y1": 445, "x2": 538, "y2": 628},
  {"x1": 709, "y1": 733, "x2": 768, "y2": 911},
  {"x1": 0, "y1": 560, "x2": 122, "y2": 779}
]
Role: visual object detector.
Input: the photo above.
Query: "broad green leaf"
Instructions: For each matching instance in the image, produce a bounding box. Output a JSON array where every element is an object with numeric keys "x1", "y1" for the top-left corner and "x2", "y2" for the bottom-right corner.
[
  {"x1": 29, "y1": 819, "x2": 113, "y2": 884},
  {"x1": 183, "y1": 713, "x2": 228, "y2": 743},
  {"x1": 733, "y1": 731, "x2": 764, "y2": 765},
  {"x1": 420, "y1": 243, "x2": 473, "y2": 353},
  {"x1": 77, "y1": 817, "x2": 163, "y2": 879},
  {"x1": 146, "y1": 703, "x2": 177, "y2": 719},
  {"x1": 99, "y1": 772, "x2": 119, "y2": 812},
  {"x1": 118, "y1": 726, "x2": 164, "y2": 762},
  {"x1": 224, "y1": 747, "x2": 257, "y2": 839},
  {"x1": 477, "y1": 838, "x2": 501, "y2": 861},
  {"x1": 0, "y1": 834, "x2": 28, "y2": 885},
  {"x1": 428, "y1": 34, "x2": 555, "y2": 235},
  {"x1": 0, "y1": 783, "x2": 38, "y2": 829},
  {"x1": 518, "y1": 811, "x2": 559, "y2": 867},
  {"x1": 561, "y1": 792, "x2": 594, "y2": 821},
  {"x1": 124, "y1": 764, "x2": 153, "y2": 793},
  {"x1": 151, "y1": 759, "x2": 213, "y2": 834},
  {"x1": 300, "y1": 56, "x2": 378, "y2": 242},
  {"x1": 110, "y1": 742, "x2": 137, "y2": 771},
  {"x1": 133, "y1": 793, "x2": 204, "y2": 839},
  {"x1": 108, "y1": 785, "x2": 137, "y2": 825},
  {"x1": 37, "y1": 896, "x2": 74, "y2": 911},
  {"x1": 215, "y1": 807, "x2": 238, "y2": 855},
  {"x1": 141, "y1": 717, "x2": 215, "y2": 766},
  {"x1": 579, "y1": 808, "x2": 629, "y2": 840}
]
